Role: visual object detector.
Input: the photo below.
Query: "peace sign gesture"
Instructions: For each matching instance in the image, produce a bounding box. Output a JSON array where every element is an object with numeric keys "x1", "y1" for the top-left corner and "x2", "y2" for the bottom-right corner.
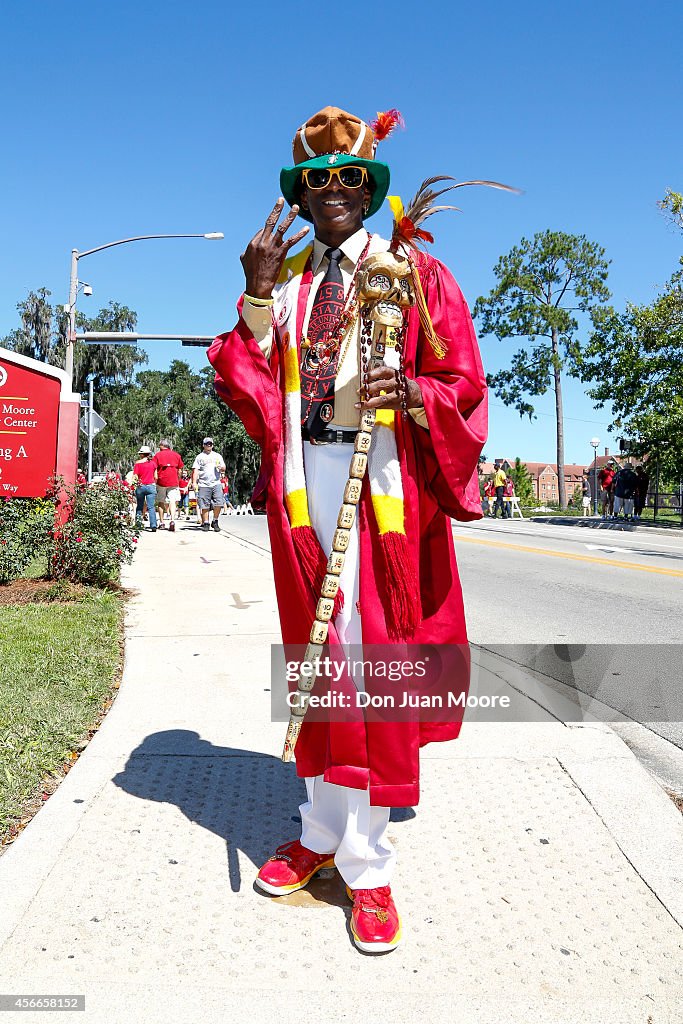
[{"x1": 240, "y1": 198, "x2": 309, "y2": 300}]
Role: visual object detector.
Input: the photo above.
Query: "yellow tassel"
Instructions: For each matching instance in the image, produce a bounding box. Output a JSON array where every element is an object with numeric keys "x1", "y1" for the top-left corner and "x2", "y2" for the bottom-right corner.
[{"x1": 411, "y1": 261, "x2": 448, "y2": 360}]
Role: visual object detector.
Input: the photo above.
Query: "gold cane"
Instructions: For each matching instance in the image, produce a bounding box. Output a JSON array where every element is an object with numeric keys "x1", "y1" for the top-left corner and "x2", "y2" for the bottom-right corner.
[{"x1": 281, "y1": 253, "x2": 415, "y2": 762}]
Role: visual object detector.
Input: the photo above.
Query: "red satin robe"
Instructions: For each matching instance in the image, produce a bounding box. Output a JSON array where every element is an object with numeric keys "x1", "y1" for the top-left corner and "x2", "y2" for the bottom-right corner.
[{"x1": 208, "y1": 248, "x2": 487, "y2": 806}]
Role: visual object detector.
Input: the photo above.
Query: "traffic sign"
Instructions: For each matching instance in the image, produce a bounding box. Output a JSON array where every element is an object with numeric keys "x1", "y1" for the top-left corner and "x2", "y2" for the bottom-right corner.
[{"x1": 79, "y1": 411, "x2": 106, "y2": 436}]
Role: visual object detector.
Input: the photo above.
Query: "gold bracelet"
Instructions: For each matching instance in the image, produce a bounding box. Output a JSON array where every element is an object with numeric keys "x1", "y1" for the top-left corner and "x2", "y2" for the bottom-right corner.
[{"x1": 244, "y1": 293, "x2": 274, "y2": 307}]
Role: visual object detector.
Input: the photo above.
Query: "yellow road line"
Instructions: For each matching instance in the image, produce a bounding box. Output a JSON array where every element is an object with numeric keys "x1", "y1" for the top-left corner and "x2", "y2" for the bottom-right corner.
[{"x1": 454, "y1": 533, "x2": 683, "y2": 578}]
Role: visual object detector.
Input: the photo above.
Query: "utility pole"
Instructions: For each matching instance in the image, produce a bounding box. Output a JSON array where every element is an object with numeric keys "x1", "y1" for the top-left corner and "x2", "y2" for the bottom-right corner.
[
  {"x1": 87, "y1": 379, "x2": 94, "y2": 483},
  {"x1": 65, "y1": 249, "x2": 78, "y2": 387}
]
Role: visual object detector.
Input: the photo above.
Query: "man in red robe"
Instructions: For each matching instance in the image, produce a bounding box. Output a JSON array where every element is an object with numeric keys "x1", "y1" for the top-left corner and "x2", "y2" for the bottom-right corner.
[{"x1": 208, "y1": 106, "x2": 487, "y2": 953}]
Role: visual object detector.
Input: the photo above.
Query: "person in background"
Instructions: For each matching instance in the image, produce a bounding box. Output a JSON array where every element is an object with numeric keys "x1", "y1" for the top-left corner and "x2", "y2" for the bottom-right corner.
[
  {"x1": 132, "y1": 446, "x2": 158, "y2": 532},
  {"x1": 634, "y1": 465, "x2": 649, "y2": 520},
  {"x1": 191, "y1": 437, "x2": 226, "y2": 532},
  {"x1": 502, "y1": 475, "x2": 515, "y2": 518},
  {"x1": 76, "y1": 468, "x2": 87, "y2": 492},
  {"x1": 598, "y1": 460, "x2": 616, "y2": 518},
  {"x1": 484, "y1": 479, "x2": 495, "y2": 517},
  {"x1": 581, "y1": 472, "x2": 592, "y2": 515},
  {"x1": 153, "y1": 440, "x2": 184, "y2": 533},
  {"x1": 613, "y1": 462, "x2": 638, "y2": 520},
  {"x1": 220, "y1": 470, "x2": 234, "y2": 512},
  {"x1": 493, "y1": 463, "x2": 507, "y2": 518},
  {"x1": 178, "y1": 469, "x2": 191, "y2": 518}
]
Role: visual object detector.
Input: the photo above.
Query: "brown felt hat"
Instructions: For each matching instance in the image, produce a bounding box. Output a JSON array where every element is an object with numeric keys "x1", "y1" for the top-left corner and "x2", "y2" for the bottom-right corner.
[
  {"x1": 292, "y1": 106, "x2": 375, "y2": 164},
  {"x1": 280, "y1": 107, "x2": 391, "y2": 221}
]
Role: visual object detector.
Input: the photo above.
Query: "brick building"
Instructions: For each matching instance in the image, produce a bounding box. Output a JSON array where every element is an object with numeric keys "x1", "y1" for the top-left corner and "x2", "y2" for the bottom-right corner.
[{"x1": 481, "y1": 456, "x2": 617, "y2": 504}]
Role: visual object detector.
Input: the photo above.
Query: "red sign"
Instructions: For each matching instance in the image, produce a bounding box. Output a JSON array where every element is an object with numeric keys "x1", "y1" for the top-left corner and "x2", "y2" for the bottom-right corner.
[{"x1": 0, "y1": 351, "x2": 78, "y2": 498}]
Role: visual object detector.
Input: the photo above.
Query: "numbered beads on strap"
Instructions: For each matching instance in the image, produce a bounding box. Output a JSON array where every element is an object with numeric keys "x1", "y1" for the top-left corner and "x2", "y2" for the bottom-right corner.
[
  {"x1": 316, "y1": 597, "x2": 335, "y2": 622},
  {"x1": 304, "y1": 641, "x2": 324, "y2": 662},
  {"x1": 337, "y1": 504, "x2": 356, "y2": 529},
  {"x1": 321, "y1": 574, "x2": 340, "y2": 599},
  {"x1": 332, "y1": 528, "x2": 350, "y2": 552},
  {"x1": 343, "y1": 479, "x2": 362, "y2": 505},
  {"x1": 360, "y1": 409, "x2": 376, "y2": 432},
  {"x1": 354, "y1": 432, "x2": 372, "y2": 454},
  {"x1": 327, "y1": 551, "x2": 345, "y2": 575},
  {"x1": 349, "y1": 453, "x2": 368, "y2": 479},
  {"x1": 310, "y1": 620, "x2": 329, "y2": 644}
]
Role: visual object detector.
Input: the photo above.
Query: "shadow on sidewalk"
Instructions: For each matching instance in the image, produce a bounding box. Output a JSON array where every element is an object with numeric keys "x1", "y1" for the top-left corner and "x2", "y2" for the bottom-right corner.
[
  {"x1": 112, "y1": 729, "x2": 303, "y2": 894},
  {"x1": 112, "y1": 730, "x2": 414, "y2": 900}
]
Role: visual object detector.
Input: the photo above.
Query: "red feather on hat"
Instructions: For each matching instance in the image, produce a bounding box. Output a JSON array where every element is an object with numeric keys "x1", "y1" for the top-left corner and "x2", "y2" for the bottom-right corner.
[{"x1": 370, "y1": 109, "x2": 405, "y2": 142}]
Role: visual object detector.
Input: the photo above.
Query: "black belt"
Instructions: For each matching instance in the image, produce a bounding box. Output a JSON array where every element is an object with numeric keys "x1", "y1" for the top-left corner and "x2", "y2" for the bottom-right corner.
[{"x1": 302, "y1": 427, "x2": 357, "y2": 445}]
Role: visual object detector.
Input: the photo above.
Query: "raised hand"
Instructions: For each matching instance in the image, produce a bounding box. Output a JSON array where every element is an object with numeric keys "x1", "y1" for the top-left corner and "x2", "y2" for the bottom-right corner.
[{"x1": 240, "y1": 198, "x2": 310, "y2": 299}]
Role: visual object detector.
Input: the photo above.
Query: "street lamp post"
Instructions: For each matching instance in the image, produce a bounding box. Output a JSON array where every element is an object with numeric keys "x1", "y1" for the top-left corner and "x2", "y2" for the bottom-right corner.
[
  {"x1": 590, "y1": 437, "x2": 600, "y2": 516},
  {"x1": 65, "y1": 232, "x2": 224, "y2": 388}
]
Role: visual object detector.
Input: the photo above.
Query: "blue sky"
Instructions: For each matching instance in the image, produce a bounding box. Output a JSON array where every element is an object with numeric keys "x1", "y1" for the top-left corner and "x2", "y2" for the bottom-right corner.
[{"x1": 1, "y1": 0, "x2": 680, "y2": 466}]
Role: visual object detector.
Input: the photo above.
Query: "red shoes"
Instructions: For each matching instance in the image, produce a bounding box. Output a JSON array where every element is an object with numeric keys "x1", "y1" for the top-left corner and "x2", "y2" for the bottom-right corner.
[
  {"x1": 255, "y1": 840, "x2": 335, "y2": 896},
  {"x1": 256, "y1": 842, "x2": 401, "y2": 953},
  {"x1": 347, "y1": 885, "x2": 402, "y2": 953}
]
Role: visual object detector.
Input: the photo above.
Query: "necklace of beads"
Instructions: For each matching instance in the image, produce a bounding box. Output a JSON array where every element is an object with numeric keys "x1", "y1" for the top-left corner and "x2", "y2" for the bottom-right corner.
[{"x1": 300, "y1": 236, "x2": 372, "y2": 426}]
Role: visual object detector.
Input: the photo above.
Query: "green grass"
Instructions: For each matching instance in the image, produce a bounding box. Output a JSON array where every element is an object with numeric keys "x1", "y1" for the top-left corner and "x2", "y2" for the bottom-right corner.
[{"x1": 0, "y1": 589, "x2": 123, "y2": 838}]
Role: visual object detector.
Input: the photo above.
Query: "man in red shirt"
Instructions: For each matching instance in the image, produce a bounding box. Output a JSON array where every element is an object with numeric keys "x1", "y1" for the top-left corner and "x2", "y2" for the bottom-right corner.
[
  {"x1": 597, "y1": 460, "x2": 616, "y2": 518},
  {"x1": 153, "y1": 440, "x2": 184, "y2": 533}
]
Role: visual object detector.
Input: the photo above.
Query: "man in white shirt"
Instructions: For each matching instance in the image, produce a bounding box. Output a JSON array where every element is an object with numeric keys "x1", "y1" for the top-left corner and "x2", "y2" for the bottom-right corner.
[{"x1": 191, "y1": 437, "x2": 226, "y2": 532}]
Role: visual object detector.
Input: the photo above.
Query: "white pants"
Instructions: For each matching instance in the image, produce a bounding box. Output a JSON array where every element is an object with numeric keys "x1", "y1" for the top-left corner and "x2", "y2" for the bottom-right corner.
[
  {"x1": 300, "y1": 443, "x2": 395, "y2": 888},
  {"x1": 300, "y1": 775, "x2": 395, "y2": 888}
]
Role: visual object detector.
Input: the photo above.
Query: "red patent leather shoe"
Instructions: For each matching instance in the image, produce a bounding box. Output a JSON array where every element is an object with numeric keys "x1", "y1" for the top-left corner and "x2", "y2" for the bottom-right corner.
[
  {"x1": 347, "y1": 885, "x2": 402, "y2": 952},
  {"x1": 255, "y1": 839, "x2": 335, "y2": 895}
]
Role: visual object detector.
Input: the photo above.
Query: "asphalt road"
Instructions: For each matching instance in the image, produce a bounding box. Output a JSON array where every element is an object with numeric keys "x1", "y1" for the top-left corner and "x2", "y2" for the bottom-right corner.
[
  {"x1": 220, "y1": 512, "x2": 683, "y2": 786},
  {"x1": 454, "y1": 516, "x2": 683, "y2": 645},
  {"x1": 454, "y1": 516, "x2": 683, "y2": 780}
]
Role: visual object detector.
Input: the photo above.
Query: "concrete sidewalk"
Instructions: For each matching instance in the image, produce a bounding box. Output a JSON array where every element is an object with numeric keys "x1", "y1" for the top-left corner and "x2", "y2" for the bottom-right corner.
[{"x1": 1, "y1": 517, "x2": 682, "y2": 1023}]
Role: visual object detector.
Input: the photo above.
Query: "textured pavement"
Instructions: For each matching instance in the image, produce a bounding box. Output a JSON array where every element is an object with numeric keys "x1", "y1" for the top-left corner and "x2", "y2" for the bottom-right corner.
[{"x1": 1, "y1": 516, "x2": 682, "y2": 1023}]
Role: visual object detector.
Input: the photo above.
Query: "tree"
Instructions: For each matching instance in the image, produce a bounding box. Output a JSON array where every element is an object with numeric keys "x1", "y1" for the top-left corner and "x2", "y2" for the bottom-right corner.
[
  {"x1": 71, "y1": 302, "x2": 144, "y2": 394},
  {"x1": 658, "y1": 188, "x2": 683, "y2": 231},
  {"x1": 474, "y1": 231, "x2": 611, "y2": 507},
  {"x1": 582, "y1": 262, "x2": 683, "y2": 481},
  {"x1": 508, "y1": 457, "x2": 535, "y2": 504},
  {"x1": 96, "y1": 362, "x2": 261, "y2": 501},
  {"x1": 2, "y1": 288, "x2": 146, "y2": 395},
  {"x1": 3, "y1": 288, "x2": 58, "y2": 363}
]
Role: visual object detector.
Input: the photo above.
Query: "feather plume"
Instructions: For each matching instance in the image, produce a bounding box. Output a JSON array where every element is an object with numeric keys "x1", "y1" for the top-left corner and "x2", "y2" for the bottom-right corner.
[
  {"x1": 389, "y1": 175, "x2": 521, "y2": 360},
  {"x1": 369, "y1": 109, "x2": 405, "y2": 142},
  {"x1": 392, "y1": 175, "x2": 521, "y2": 251}
]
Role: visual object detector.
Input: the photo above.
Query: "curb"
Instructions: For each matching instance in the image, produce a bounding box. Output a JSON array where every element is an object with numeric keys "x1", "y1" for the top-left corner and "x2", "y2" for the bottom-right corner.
[{"x1": 529, "y1": 515, "x2": 683, "y2": 540}]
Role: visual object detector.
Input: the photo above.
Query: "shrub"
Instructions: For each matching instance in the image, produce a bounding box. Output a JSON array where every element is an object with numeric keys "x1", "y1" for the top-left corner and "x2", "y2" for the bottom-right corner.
[
  {"x1": 0, "y1": 497, "x2": 55, "y2": 584},
  {"x1": 49, "y1": 481, "x2": 137, "y2": 586}
]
